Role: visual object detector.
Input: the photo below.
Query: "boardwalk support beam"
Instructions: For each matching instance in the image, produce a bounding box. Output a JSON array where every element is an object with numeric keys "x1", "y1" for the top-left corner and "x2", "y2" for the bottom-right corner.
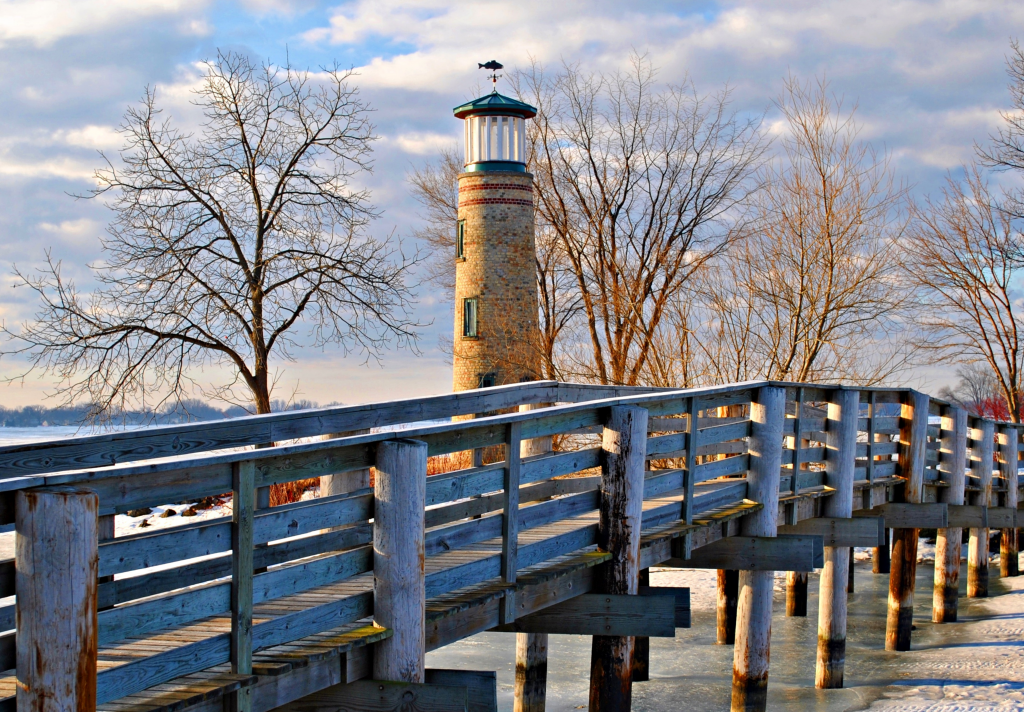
[
  {"x1": 373, "y1": 439, "x2": 428, "y2": 683},
  {"x1": 886, "y1": 390, "x2": 928, "y2": 651},
  {"x1": 732, "y1": 386, "x2": 784, "y2": 711},
  {"x1": 934, "y1": 406, "x2": 967, "y2": 623},
  {"x1": 1000, "y1": 424, "x2": 1019, "y2": 577},
  {"x1": 968, "y1": 418, "x2": 995, "y2": 598},
  {"x1": 815, "y1": 388, "x2": 858, "y2": 689},
  {"x1": 588, "y1": 405, "x2": 648, "y2": 712},
  {"x1": 16, "y1": 486, "x2": 99, "y2": 712}
]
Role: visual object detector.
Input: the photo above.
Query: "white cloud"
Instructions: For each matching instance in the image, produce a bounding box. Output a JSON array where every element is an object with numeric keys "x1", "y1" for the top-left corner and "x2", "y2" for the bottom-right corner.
[
  {"x1": 0, "y1": 0, "x2": 206, "y2": 47},
  {"x1": 54, "y1": 125, "x2": 122, "y2": 151},
  {"x1": 38, "y1": 218, "x2": 103, "y2": 247},
  {"x1": 388, "y1": 131, "x2": 457, "y2": 156}
]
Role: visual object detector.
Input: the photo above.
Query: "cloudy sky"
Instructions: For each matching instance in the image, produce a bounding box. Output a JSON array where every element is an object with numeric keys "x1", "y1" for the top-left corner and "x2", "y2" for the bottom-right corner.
[{"x1": 0, "y1": 0, "x2": 1020, "y2": 408}]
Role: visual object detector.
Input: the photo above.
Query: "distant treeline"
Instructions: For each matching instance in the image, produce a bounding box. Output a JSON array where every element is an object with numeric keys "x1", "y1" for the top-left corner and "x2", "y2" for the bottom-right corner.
[{"x1": 0, "y1": 398, "x2": 330, "y2": 428}]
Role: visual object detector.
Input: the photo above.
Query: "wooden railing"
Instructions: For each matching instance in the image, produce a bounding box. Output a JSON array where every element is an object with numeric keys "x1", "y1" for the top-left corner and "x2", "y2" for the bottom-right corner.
[{"x1": 1, "y1": 380, "x2": 1020, "y2": 712}]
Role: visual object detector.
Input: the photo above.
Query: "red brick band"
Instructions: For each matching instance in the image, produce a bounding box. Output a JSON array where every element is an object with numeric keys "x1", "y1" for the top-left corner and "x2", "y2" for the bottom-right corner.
[
  {"x1": 459, "y1": 197, "x2": 534, "y2": 207},
  {"x1": 459, "y1": 183, "x2": 534, "y2": 194}
]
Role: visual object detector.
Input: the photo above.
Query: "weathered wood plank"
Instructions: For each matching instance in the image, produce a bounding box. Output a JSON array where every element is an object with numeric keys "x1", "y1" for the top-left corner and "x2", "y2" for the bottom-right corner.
[
  {"x1": 277, "y1": 680, "x2": 468, "y2": 712},
  {"x1": 497, "y1": 594, "x2": 675, "y2": 637},
  {"x1": 668, "y1": 535, "x2": 822, "y2": 571},
  {"x1": 859, "y1": 502, "x2": 948, "y2": 529},
  {"x1": 778, "y1": 516, "x2": 883, "y2": 547},
  {"x1": 425, "y1": 670, "x2": 497, "y2": 712}
]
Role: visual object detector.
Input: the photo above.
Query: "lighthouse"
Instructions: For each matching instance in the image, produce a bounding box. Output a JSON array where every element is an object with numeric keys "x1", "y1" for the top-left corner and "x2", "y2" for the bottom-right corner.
[{"x1": 451, "y1": 75, "x2": 540, "y2": 392}]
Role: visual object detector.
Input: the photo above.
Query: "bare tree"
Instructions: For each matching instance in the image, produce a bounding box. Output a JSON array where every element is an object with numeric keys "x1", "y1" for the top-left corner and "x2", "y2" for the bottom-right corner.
[
  {"x1": 979, "y1": 39, "x2": 1024, "y2": 217},
  {"x1": 4, "y1": 51, "x2": 419, "y2": 419},
  {"x1": 904, "y1": 165, "x2": 1024, "y2": 421},
  {"x1": 516, "y1": 56, "x2": 767, "y2": 386},
  {"x1": 408, "y1": 144, "x2": 461, "y2": 294},
  {"x1": 691, "y1": 75, "x2": 912, "y2": 386}
]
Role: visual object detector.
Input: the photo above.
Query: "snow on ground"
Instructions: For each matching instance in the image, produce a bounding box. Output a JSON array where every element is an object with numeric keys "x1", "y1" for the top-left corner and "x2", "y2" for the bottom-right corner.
[{"x1": 864, "y1": 569, "x2": 1024, "y2": 711}]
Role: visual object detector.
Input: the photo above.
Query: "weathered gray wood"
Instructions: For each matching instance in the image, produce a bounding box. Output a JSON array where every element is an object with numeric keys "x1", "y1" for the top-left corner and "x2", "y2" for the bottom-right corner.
[
  {"x1": 425, "y1": 670, "x2": 497, "y2": 712},
  {"x1": 279, "y1": 680, "x2": 468, "y2": 712},
  {"x1": 990, "y1": 507, "x2": 1017, "y2": 529},
  {"x1": 733, "y1": 385, "x2": 784, "y2": 711},
  {"x1": 231, "y1": 460, "x2": 256, "y2": 712},
  {"x1": 498, "y1": 594, "x2": 675, "y2": 637},
  {"x1": 886, "y1": 390, "x2": 928, "y2": 652},
  {"x1": 589, "y1": 405, "x2": 648, "y2": 712},
  {"x1": 638, "y1": 586, "x2": 691, "y2": 628},
  {"x1": 501, "y1": 422, "x2": 522, "y2": 624},
  {"x1": 16, "y1": 486, "x2": 99, "y2": 712},
  {"x1": 934, "y1": 405, "x2": 967, "y2": 623},
  {"x1": 373, "y1": 439, "x2": 428, "y2": 684},
  {"x1": 1000, "y1": 425, "x2": 1020, "y2": 577},
  {"x1": 816, "y1": 389, "x2": 858, "y2": 689},
  {"x1": 778, "y1": 516, "x2": 884, "y2": 547},
  {"x1": 671, "y1": 535, "x2": 822, "y2": 571},
  {"x1": 968, "y1": 418, "x2": 995, "y2": 598},
  {"x1": 514, "y1": 632, "x2": 547, "y2": 712},
  {"x1": 320, "y1": 430, "x2": 371, "y2": 510},
  {"x1": 946, "y1": 505, "x2": 987, "y2": 528},
  {"x1": 514, "y1": 403, "x2": 552, "y2": 712},
  {"x1": 859, "y1": 502, "x2": 948, "y2": 529},
  {"x1": 0, "y1": 381, "x2": 558, "y2": 479}
]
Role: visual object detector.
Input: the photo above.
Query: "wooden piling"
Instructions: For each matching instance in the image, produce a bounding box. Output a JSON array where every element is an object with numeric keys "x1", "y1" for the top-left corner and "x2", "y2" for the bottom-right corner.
[
  {"x1": 516, "y1": 403, "x2": 552, "y2": 712},
  {"x1": 589, "y1": 405, "x2": 648, "y2": 712},
  {"x1": 373, "y1": 438, "x2": 428, "y2": 683},
  {"x1": 515, "y1": 631, "x2": 548, "y2": 712},
  {"x1": 934, "y1": 405, "x2": 967, "y2": 623},
  {"x1": 732, "y1": 386, "x2": 784, "y2": 712},
  {"x1": 968, "y1": 418, "x2": 995, "y2": 598},
  {"x1": 16, "y1": 486, "x2": 99, "y2": 712},
  {"x1": 885, "y1": 390, "x2": 928, "y2": 652},
  {"x1": 999, "y1": 424, "x2": 1019, "y2": 577},
  {"x1": 873, "y1": 527, "x2": 891, "y2": 574},
  {"x1": 632, "y1": 569, "x2": 651, "y2": 681},
  {"x1": 815, "y1": 388, "x2": 858, "y2": 689},
  {"x1": 718, "y1": 569, "x2": 740, "y2": 643},
  {"x1": 785, "y1": 572, "x2": 807, "y2": 617},
  {"x1": 320, "y1": 430, "x2": 371, "y2": 497}
]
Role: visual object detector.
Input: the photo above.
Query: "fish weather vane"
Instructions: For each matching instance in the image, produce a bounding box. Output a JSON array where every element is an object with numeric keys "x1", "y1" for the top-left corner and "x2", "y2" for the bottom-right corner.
[{"x1": 478, "y1": 60, "x2": 503, "y2": 91}]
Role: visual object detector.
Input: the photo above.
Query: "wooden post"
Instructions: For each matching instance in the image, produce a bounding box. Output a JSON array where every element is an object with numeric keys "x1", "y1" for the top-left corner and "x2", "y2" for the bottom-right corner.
[
  {"x1": 968, "y1": 418, "x2": 995, "y2": 598},
  {"x1": 231, "y1": 460, "x2": 256, "y2": 712},
  {"x1": 934, "y1": 406, "x2": 967, "y2": 623},
  {"x1": 373, "y1": 439, "x2": 428, "y2": 683},
  {"x1": 785, "y1": 572, "x2": 807, "y2": 617},
  {"x1": 516, "y1": 403, "x2": 551, "y2": 712},
  {"x1": 320, "y1": 430, "x2": 372, "y2": 497},
  {"x1": 885, "y1": 390, "x2": 928, "y2": 652},
  {"x1": 785, "y1": 391, "x2": 806, "y2": 612},
  {"x1": 873, "y1": 527, "x2": 891, "y2": 574},
  {"x1": 588, "y1": 405, "x2": 648, "y2": 712},
  {"x1": 632, "y1": 569, "x2": 651, "y2": 681},
  {"x1": 515, "y1": 632, "x2": 548, "y2": 712},
  {"x1": 718, "y1": 569, "x2": 740, "y2": 643},
  {"x1": 847, "y1": 548, "x2": 855, "y2": 593},
  {"x1": 732, "y1": 386, "x2": 784, "y2": 712},
  {"x1": 16, "y1": 486, "x2": 99, "y2": 712},
  {"x1": 815, "y1": 389, "x2": 858, "y2": 689},
  {"x1": 1000, "y1": 425, "x2": 1019, "y2": 577},
  {"x1": 501, "y1": 421, "x2": 522, "y2": 624}
]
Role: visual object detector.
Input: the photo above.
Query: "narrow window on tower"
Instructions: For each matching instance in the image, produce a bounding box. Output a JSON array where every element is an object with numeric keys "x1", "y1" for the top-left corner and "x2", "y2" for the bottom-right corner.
[
  {"x1": 479, "y1": 373, "x2": 496, "y2": 388},
  {"x1": 463, "y1": 298, "x2": 478, "y2": 338},
  {"x1": 456, "y1": 220, "x2": 465, "y2": 259}
]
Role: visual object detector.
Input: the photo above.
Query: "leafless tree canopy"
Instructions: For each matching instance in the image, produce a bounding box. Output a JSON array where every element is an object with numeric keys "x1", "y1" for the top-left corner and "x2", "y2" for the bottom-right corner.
[
  {"x1": 408, "y1": 145, "x2": 461, "y2": 294},
  {"x1": 686, "y1": 76, "x2": 912, "y2": 386},
  {"x1": 5, "y1": 51, "x2": 419, "y2": 418},
  {"x1": 518, "y1": 56, "x2": 767, "y2": 385},
  {"x1": 904, "y1": 166, "x2": 1024, "y2": 421}
]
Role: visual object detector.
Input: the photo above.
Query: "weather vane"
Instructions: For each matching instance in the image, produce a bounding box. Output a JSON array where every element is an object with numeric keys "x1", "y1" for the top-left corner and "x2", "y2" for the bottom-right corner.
[{"x1": 478, "y1": 60, "x2": 503, "y2": 91}]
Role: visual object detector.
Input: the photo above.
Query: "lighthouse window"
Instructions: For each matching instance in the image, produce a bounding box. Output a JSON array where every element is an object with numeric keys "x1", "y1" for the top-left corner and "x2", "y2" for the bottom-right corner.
[
  {"x1": 463, "y1": 298, "x2": 478, "y2": 338},
  {"x1": 456, "y1": 220, "x2": 465, "y2": 258}
]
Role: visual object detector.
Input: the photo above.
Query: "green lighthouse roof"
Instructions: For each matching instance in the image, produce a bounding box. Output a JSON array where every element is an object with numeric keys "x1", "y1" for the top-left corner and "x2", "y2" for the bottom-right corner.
[{"x1": 453, "y1": 91, "x2": 537, "y2": 119}]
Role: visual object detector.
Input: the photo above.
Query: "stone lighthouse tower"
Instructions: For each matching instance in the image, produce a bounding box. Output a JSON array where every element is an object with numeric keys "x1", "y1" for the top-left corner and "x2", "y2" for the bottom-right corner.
[{"x1": 451, "y1": 84, "x2": 539, "y2": 392}]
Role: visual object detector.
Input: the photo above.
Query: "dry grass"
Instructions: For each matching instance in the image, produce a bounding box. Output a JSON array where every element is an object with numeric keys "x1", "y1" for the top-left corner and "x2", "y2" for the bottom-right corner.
[{"x1": 269, "y1": 479, "x2": 319, "y2": 506}]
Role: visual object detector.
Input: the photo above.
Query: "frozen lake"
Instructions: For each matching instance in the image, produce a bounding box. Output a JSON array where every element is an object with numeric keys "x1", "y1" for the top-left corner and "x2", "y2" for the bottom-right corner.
[{"x1": 427, "y1": 559, "x2": 1024, "y2": 711}]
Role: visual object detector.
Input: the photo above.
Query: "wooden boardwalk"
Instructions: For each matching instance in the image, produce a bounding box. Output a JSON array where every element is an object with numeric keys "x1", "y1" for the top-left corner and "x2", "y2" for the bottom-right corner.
[{"x1": 0, "y1": 380, "x2": 1019, "y2": 711}]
